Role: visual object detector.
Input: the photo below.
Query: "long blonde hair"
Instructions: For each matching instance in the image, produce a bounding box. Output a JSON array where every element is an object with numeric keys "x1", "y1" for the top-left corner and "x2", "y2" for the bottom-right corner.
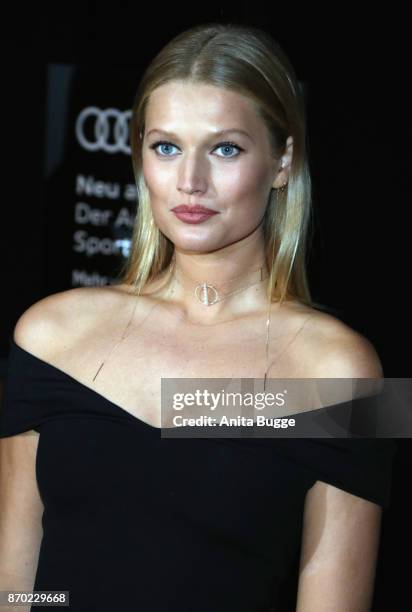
[{"x1": 118, "y1": 22, "x2": 330, "y2": 312}]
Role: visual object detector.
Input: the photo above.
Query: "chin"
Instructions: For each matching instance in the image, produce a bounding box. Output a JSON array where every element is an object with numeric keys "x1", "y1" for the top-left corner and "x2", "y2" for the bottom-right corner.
[
  {"x1": 159, "y1": 226, "x2": 222, "y2": 250},
  {"x1": 171, "y1": 241, "x2": 222, "y2": 255}
]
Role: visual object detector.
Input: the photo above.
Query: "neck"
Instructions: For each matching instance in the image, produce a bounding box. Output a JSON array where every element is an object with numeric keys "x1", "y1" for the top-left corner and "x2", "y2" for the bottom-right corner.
[{"x1": 158, "y1": 231, "x2": 270, "y2": 325}]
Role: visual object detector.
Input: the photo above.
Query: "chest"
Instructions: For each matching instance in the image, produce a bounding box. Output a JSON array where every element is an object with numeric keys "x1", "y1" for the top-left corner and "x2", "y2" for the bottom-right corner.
[{"x1": 50, "y1": 311, "x2": 312, "y2": 426}]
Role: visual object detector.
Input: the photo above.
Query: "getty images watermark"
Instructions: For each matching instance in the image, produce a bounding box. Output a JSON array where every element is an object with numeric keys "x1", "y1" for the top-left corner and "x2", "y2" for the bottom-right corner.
[
  {"x1": 171, "y1": 386, "x2": 294, "y2": 428},
  {"x1": 158, "y1": 377, "x2": 412, "y2": 438}
]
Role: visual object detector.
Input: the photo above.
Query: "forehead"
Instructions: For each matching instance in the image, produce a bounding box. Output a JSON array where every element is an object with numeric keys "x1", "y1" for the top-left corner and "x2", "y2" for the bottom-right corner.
[{"x1": 145, "y1": 81, "x2": 261, "y2": 129}]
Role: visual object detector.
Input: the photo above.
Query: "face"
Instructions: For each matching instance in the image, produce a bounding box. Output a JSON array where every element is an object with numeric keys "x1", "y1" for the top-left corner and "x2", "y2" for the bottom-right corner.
[{"x1": 141, "y1": 80, "x2": 282, "y2": 254}]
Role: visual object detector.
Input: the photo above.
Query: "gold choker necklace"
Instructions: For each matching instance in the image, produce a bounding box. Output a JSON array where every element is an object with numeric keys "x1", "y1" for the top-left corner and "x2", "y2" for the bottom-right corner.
[{"x1": 171, "y1": 259, "x2": 269, "y2": 306}]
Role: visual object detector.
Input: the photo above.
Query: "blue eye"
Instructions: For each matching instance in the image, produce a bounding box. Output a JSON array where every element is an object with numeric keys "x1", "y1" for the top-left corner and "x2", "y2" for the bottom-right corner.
[
  {"x1": 149, "y1": 140, "x2": 243, "y2": 158},
  {"x1": 215, "y1": 142, "x2": 242, "y2": 157},
  {"x1": 150, "y1": 141, "x2": 178, "y2": 156}
]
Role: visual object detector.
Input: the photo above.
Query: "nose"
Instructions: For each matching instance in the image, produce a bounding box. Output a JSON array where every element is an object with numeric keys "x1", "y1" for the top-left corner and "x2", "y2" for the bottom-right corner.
[{"x1": 177, "y1": 153, "x2": 208, "y2": 195}]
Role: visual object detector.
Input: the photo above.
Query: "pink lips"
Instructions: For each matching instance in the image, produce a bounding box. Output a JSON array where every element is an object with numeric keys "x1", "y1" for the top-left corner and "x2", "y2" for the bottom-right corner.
[
  {"x1": 171, "y1": 204, "x2": 219, "y2": 224},
  {"x1": 172, "y1": 204, "x2": 218, "y2": 214}
]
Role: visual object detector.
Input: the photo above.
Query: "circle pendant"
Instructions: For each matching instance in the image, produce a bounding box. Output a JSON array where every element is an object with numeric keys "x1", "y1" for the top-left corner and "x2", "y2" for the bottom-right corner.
[{"x1": 195, "y1": 282, "x2": 219, "y2": 306}]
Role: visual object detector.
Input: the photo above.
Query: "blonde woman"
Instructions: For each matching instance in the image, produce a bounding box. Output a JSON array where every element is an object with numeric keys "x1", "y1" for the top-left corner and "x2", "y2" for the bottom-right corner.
[{"x1": 0, "y1": 23, "x2": 396, "y2": 612}]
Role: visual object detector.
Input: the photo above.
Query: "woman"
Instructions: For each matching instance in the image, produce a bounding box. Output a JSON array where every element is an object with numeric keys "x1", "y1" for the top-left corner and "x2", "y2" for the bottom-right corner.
[{"x1": 0, "y1": 22, "x2": 397, "y2": 611}]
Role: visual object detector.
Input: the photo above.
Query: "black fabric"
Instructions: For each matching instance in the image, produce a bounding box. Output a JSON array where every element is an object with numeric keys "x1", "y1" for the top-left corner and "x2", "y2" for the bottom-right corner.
[{"x1": 0, "y1": 335, "x2": 398, "y2": 612}]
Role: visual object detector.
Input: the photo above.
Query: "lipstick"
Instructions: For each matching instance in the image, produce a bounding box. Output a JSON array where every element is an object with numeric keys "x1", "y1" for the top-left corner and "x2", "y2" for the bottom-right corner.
[{"x1": 171, "y1": 204, "x2": 219, "y2": 225}]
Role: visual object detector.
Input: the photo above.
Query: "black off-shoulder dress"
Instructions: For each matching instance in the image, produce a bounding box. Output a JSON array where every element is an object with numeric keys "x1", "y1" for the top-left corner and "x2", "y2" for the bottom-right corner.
[{"x1": 0, "y1": 336, "x2": 397, "y2": 611}]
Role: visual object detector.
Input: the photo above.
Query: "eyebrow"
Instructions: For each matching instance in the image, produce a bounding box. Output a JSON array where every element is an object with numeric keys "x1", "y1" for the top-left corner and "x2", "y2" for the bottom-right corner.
[{"x1": 146, "y1": 128, "x2": 254, "y2": 142}]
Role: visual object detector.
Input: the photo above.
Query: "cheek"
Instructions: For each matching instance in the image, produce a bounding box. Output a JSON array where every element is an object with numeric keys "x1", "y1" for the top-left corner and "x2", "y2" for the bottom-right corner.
[
  {"x1": 142, "y1": 157, "x2": 170, "y2": 196},
  {"x1": 221, "y1": 163, "x2": 272, "y2": 211}
]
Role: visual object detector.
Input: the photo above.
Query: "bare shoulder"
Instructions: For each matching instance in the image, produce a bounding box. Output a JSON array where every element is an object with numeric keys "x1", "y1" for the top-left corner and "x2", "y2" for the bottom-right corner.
[
  {"x1": 292, "y1": 304, "x2": 383, "y2": 378},
  {"x1": 13, "y1": 283, "x2": 129, "y2": 359}
]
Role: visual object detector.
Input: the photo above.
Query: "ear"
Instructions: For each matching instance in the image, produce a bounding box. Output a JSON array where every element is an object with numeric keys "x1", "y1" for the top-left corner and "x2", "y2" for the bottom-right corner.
[{"x1": 272, "y1": 136, "x2": 293, "y2": 189}]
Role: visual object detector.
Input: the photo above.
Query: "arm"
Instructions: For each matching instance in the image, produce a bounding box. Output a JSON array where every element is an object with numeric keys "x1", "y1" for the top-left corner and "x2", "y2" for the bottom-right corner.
[
  {"x1": 296, "y1": 326, "x2": 385, "y2": 611},
  {"x1": 0, "y1": 293, "x2": 73, "y2": 612},
  {"x1": 0, "y1": 285, "x2": 123, "y2": 611},
  {"x1": 296, "y1": 481, "x2": 382, "y2": 612},
  {"x1": 0, "y1": 432, "x2": 44, "y2": 612}
]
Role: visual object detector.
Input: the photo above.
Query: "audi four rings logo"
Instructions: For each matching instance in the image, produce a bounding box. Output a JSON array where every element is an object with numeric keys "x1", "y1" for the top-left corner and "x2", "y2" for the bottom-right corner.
[{"x1": 75, "y1": 107, "x2": 132, "y2": 154}]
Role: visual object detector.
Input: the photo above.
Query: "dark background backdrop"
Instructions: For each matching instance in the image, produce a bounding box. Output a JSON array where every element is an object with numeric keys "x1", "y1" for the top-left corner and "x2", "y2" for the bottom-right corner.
[{"x1": 2, "y1": 3, "x2": 410, "y2": 610}]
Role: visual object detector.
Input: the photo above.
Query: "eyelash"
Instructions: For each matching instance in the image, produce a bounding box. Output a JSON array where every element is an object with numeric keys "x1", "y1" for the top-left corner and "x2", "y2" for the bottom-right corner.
[{"x1": 148, "y1": 140, "x2": 244, "y2": 159}]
